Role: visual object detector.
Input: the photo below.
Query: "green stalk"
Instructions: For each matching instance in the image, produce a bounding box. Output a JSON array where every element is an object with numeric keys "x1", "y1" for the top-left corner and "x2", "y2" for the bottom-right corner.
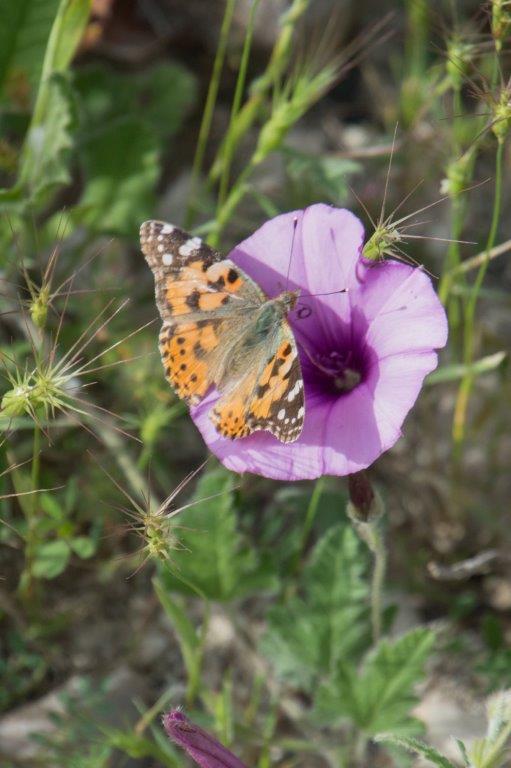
[
  {"x1": 208, "y1": 164, "x2": 253, "y2": 247},
  {"x1": 290, "y1": 477, "x2": 324, "y2": 576},
  {"x1": 209, "y1": 0, "x2": 310, "y2": 184},
  {"x1": 217, "y1": 0, "x2": 261, "y2": 210},
  {"x1": 346, "y1": 475, "x2": 386, "y2": 645},
  {"x1": 357, "y1": 520, "x2": 386, "y2": 644},
  {"x1": 453, "y1": 138, "x2": 504, "y2": 447},
  {"x1": 184, "y1": 0, "x2": 237, "y2": 229},
  {"x1": 19, "y1": 424, "x2": 42, "y2": 601}
]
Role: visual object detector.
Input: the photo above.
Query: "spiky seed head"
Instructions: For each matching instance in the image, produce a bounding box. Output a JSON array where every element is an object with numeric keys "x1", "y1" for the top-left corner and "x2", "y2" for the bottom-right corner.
[
  {"x1": 362, "y1": 223, "x2": 402, "y2": 262},
  {"x1": 491, "y1": 87, "x2": 511, "y2": 143},
  {"x1": 440, "y1": 149, "x2": 474, "y2": 199},
  {"x1": 446, "y1": 35, "x2": 475, "y2": 91},
  {"x1": 1, "y1": 382, "x2": 34, "y2": 418},
  {"x1": 492, "y1": 0, "x2": 511, "y2": 52},
  {"x1": 30, "y1": 284, "x2": 51, "y2": 330}
]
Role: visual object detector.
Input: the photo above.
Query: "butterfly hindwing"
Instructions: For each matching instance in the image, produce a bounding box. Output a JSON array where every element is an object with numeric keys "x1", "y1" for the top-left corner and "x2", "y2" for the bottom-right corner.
[{"x1": 211, "y1": 326, "x2": 304, "y2": 443}]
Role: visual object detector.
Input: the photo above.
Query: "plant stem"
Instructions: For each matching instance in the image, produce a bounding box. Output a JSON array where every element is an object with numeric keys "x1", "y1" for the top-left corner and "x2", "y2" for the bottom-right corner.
[
  {"x1": 184, "y1": 0, "x2": 237, "y2": 229},
  {"x1": 209, "y1": 0, "x2": 310, "y2": 184},
  {"x1": 364, "y1": 521, "x2": 386, "y2": 644},
  {"x1": 20, "y1": 424, "x2": 42, "y2": 602},
  {"x1": 291, "y1": 477, "x2": 324, "y2": 575},
  {"x1": 217, "y1": 0, "x2": 261, "y2": 210},
  {"x1": 452, "y1": 138, "x2": 504, "y2": 447},
  {"x1": 348, "y1": 515, "x2": 386, "y2": 644}
]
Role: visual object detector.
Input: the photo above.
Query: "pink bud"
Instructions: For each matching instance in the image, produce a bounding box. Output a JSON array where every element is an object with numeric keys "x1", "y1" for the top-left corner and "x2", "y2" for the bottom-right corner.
[{"x1": 163, "y1": 710, "x2": 247, "y2": 768}]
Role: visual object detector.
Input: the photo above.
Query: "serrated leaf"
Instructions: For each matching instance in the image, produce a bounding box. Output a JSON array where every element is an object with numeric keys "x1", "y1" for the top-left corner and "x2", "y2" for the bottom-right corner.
[
  {"x1": 261, "y1": 525, "x2": 370, "y2": 690},
  {"x1": 375, "y1": 734, "x2": 457, "y2": 768},
  {"x1": 74, "y1": 116, "x2": 159, "y2": 236},
  {"x1": 33, "y1": 539, "x2": 70, "y2": 578},
  {"x1": 316, "y1": 627, "x2": 435, "y2": 736},
  {"x1": 158, "y1": 468, "x2": 263, "y2": 601}
]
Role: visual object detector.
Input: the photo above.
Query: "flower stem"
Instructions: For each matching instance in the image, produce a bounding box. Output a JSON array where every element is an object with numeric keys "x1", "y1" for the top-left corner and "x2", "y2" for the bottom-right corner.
[
  {"x1": 346, "y1": 473, "x2": 386, "y2": 644},
  {"x1": 184, "y1": 0, "x2": 237, "y2": 229},
  {"x1": 360, "y1": 519, "x2": 386, "y2": 644},
  {"x1": 453, "y1": 138, "x2": 505, "y2": 448}
]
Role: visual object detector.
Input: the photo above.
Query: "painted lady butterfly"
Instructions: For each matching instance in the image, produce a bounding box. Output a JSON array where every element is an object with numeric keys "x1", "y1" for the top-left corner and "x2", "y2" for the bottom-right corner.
[{"x1": 140, "y1": 221, "x2": 304, "y2": 442}]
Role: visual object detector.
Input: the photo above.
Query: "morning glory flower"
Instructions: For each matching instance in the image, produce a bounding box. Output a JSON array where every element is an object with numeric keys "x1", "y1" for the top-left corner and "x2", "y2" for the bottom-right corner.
[{"x1": 192, "y1": 204, "x2": 447, "y2": 480}]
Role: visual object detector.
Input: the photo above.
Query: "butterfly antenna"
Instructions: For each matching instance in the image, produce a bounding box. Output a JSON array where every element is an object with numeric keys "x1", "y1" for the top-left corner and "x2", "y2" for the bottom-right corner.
[{"x1": 285, "y1": 217, "x2": 299, "y2": 291}]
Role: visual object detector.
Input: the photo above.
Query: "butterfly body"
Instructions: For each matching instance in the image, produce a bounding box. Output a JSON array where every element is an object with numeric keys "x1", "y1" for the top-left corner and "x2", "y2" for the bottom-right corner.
[{"x1": 140, "y1": 221, "x2": 304, "y2": 443}]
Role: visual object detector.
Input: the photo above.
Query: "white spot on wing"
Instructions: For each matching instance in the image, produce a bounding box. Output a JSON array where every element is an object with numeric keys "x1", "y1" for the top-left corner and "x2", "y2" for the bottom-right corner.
[
  {"x1": 179, "y1": 237, "x2": 202, "y2": 257},
  {"x1": 162, "y1": 253, "x2": 173, "y2": 266},
  {"x1": 161, "y1": 224, "x2": 175, "y2": 234}
]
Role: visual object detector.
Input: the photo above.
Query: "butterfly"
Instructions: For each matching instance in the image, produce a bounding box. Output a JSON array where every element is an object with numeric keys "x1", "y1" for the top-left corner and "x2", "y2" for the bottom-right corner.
[{"x1": 140, "y1": 220, "x2": 305, "y2": 443}]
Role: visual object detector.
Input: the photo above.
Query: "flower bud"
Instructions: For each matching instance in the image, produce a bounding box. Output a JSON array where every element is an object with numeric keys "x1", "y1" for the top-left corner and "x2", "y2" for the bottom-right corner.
[
  {"x1": 163, "y1": 709, "x2": 247, "y2": 768},
  {"x1": 347, "y1": 470, "x2": 384, "y2": 524}
]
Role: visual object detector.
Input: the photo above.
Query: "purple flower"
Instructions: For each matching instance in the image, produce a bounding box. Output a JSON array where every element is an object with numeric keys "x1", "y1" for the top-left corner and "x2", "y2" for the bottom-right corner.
[
  {"x1": 191, "y1": 204, "x2": 447, "y2": 480},
  {"x1": 163, "y1": 709, "x2": 247, "y2": 768}
]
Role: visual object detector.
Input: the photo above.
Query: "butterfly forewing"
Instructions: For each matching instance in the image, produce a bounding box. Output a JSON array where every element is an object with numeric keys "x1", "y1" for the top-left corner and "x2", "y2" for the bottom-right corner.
[{"x1": 141, "y1": 220, "x2": 305, "y2": 442}]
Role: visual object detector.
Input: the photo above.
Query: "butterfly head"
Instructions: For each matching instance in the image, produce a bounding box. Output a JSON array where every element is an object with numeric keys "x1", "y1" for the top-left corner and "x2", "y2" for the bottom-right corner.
[{"x1": 277, "y1": 289, "x2": 300, "y2": 314}]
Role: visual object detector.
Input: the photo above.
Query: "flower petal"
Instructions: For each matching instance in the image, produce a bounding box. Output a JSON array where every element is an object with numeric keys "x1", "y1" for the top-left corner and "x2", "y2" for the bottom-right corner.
[{"x1": 360, "y1": 263, "x2": 448, "y2": 358}]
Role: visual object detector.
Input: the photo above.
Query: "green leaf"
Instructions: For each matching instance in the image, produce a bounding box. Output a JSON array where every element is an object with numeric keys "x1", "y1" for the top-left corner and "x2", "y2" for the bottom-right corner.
[
  {"x1": 374, "y1": 734, "x2": 457, "y2": 768},
  {"x1": 74, "y1": 116, "x2": 159, "y2": 236},
  {"x1": 69, "y1": 536, "x2": 95, "y2": 559},
  {"x1": 74, "y1": 62, "x2": 196, "y2": 140},
  {"x1": 40, "y1": 490, "x2": 65, "y2": 521},
  {"x1": 282, "y1": 146, "x2": 360, "y2": 207},
  {"x1": 315, "y1": 627, "x2": 436, "y2": 736},
  {"x1": 158, "y1": 467, "x2": 263, "y2": 601},
  {"x1": 33, "y1": 539, "x2": 70, "y2": 578},
  {"x1": 17, "y1": 72, "x2": 76, "y2": 203},
  {"x1": 41, "y1": 0, "x2": 90, "y2": 79},
  {"x1": 261, "y1": 525, "x2": 370, "y2": 690},
  {"x1": 0, "y1": 0, "x2": 60, "y2": 101},
  {"x1": 427, "y1": 351, "x2": 507, "y2": 385},
  {"x1": 153, "y1": 576, "x2": 200, "y2": 658},
  {"x1": 455, "y1": 738, "x2": 470, "y2": 766}
]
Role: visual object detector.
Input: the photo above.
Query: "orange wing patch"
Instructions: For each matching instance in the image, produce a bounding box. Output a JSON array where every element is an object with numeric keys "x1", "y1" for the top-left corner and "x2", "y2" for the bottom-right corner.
[
  {"x1": 159, "y1": 322, "x2": 221, "y2": 404},
  {"x1": 249, "y1": 340, "x2": 295, "y2": 421},
  {"x1": 211, "y1": 395, "x2": 251, "y2": 439}
]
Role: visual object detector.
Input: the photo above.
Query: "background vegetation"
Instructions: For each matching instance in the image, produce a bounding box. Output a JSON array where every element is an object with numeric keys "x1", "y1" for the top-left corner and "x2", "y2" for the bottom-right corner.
[{"x1": 1, "y1": 1, "x2": 510, "y2": 766}]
